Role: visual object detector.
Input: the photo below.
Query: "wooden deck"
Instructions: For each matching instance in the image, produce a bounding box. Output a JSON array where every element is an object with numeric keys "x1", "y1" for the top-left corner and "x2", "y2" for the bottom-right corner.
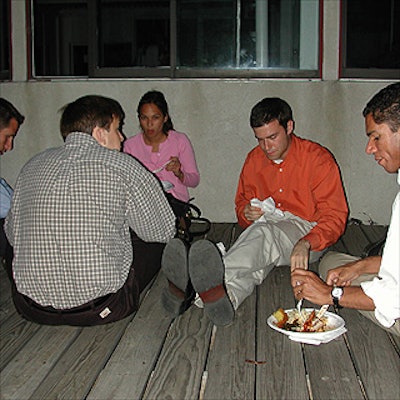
[{"x1": 1, "y1": 222, "x2": 399, "y2": 400}]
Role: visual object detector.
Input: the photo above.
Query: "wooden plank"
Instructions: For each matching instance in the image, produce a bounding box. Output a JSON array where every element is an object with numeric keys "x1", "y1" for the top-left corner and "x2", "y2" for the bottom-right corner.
[
  {"x1": 202, "y1": 291, "x2": 256, "y2": 400},
  {"x1": 0, "y1": 267, "x2": 15, "y2": 324},
  {"x1": 340, "y1": 308, "x2": 400, "y2": 400},
  {"x1": 143, "y1": 306, "x2": 213, "y2": 400},
  {"x1": 304, "y1": 337, "x2": 364, "y2": 400},
  {"x1": 0, "y1": 325, "x2": 79, "y2": 400},
  {"x1": 28, "y1": 316, "x2": 132, "y2": 400},
  {"x1": 0, "y1": 315, "x2": 42, "y2": 371},
  {"x1": 257, "y1": 266, "x2": 309, "y2": 400},
  {"x1": 87, "y1": 274, "x2": 175, "y2": 400}
]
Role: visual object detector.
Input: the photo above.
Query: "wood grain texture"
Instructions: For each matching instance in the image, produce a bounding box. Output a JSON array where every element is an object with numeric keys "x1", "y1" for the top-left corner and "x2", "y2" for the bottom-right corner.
[
  {"x1": 341, "y1": 308, "x2": 400, "y2": 400},
  {"x1": 87, "y1": 274, "x2": 174, "y2": 400},
  {"x1": 143, "y1": 306, "x2": 213, "y2": 400},
  {"x1": 0, "y1": 325, "x2": 78, "y2": 399},
  {"x1": 257, "y1": 266, "x2": 309, "y2": 400},
  {"x1": 28, "y1": 318, "x2": 133, "y2": 400},
  {"x1": 0, "y1": 317, "x2": 41, "y2": 371},
  {"x1": 304, "y1": 337, "x2": 364, "y2": 400},
  {"x1": 1, "y1": 223, "x2": 397, "y2": 400},
  {"x1": 202, "y1": 292, "x2": 256, "y2": 400}
]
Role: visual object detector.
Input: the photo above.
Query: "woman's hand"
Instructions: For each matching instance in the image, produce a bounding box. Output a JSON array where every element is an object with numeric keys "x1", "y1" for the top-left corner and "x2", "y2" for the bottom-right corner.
[{"x1": 166, "y1": 156, "x2": 184, "y2": 181}]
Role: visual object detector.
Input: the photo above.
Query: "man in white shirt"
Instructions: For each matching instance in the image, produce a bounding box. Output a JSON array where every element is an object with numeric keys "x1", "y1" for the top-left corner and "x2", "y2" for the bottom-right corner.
[
  {"x1": 0, "y1": 98, "x2": 25, "y2": 277},
  {"x1": 291, "y1": 82, "x2": 400, "y2": 336}
]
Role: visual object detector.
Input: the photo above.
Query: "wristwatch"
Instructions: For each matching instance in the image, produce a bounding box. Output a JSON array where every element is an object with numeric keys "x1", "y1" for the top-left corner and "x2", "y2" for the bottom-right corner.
[{"x1": 331, "y1": 286, "x2": 344, "y2": 309}]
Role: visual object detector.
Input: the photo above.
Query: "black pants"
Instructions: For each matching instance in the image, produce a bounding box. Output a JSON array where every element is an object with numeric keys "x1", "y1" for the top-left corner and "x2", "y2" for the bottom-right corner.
[
  {"x1": 11, "y1": 232, "x2": 165, "y2": 326},
  {"x1": 0, "y1": 218, "x2": 13, "y2": 281}
]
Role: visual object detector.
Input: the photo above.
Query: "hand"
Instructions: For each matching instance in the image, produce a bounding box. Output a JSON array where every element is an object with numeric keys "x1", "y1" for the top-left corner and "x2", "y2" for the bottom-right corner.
[
  {"x1": 326, "y1": 260, "x2": 363, "y2": 286},
  {"x1": 166, "y1": 156, "x2": 184, "y2": 181},
  {"x1": 290, "y1": 239, "x2": 311, "y2": 271},
  {"x1": 291, "y1": 269, "x2": 332, "y2": 305},
  {"x1": 243, "y1": 203, "x2": 264, "y2": 222}
]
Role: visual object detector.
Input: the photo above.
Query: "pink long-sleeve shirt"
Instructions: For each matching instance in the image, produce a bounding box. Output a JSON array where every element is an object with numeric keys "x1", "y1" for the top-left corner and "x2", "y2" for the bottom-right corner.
[{"x1": 123, "y1": 130, "x2": 200, "y2": 202}]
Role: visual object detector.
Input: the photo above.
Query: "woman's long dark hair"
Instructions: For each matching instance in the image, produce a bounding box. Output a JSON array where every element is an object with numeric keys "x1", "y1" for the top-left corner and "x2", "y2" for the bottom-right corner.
[{"x1": 137, "y1": 90, "x2": 174, "y2": 134}]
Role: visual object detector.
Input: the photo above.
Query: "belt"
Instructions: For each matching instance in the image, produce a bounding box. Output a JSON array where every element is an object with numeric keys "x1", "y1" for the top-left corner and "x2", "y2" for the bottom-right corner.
[{"x1": 24, "y1": 292, "x2": 112, "y2": 314}]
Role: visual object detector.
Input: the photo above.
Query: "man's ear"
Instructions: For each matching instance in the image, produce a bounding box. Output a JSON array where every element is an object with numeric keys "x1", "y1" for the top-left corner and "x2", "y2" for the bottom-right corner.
[
  {"x1": 92, "y1": 126, "x2": 106, "y2": 146},
  {"x1": 286, "y1": 120, "x2": 294, "y2": 135}
]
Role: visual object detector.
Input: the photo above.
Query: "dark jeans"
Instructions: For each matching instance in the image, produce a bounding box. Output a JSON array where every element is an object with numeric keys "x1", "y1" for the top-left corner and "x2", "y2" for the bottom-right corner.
[
  {"x1": 11, "y1": 232, "x2": 165, "y2": 326},
  {"x1": 0, "y1": 218, "x2": 13, "y2": 281}
]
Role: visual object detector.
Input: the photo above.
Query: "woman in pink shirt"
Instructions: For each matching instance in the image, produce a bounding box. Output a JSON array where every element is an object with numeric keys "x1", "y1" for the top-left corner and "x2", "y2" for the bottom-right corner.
[{"x1": 124, "y1": 91, "x2": 200, "y2": 202}]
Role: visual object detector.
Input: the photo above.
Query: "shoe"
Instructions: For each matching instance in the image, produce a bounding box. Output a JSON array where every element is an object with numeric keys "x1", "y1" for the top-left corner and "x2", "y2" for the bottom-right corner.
[
  {"x1": 161, "y1": 238, "x2": 195, "y2": 318},
  {"x1": 188, "y1": 239, "x2": 234, "y2": 326}
]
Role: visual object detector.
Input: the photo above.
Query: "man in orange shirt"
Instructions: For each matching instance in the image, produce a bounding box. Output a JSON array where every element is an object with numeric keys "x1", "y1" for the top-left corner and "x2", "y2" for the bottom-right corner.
[{"x1": 162, "y1": 97, "x2": 348, "y2": 326}]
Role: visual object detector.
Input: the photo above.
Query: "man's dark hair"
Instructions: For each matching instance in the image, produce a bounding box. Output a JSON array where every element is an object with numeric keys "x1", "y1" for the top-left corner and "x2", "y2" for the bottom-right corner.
[
  {"x1": 0, "y1": 98, "x2": 25, "y2": 129},
  {"x1": 250, "y1": 97, "x2": 293, "y2": 130},
  {"x1": 60, "y1": 95, "x2": 125, "y2": 139},
  {"x1": 362, "y1": 82, "x2": 400, "y2": 133},
  {"x1": 137, "y1": 90, "x2": 174, "y2": 134}
]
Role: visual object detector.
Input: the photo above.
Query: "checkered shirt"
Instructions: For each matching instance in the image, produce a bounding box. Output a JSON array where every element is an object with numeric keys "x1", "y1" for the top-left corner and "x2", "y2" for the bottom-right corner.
[{"x1": 5, "y1": 133, "x2": 176, "y2": 309}]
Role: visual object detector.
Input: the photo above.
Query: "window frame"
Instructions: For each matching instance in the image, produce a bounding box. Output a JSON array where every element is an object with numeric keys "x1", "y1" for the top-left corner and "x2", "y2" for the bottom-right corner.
[
  {"x1": 0, "y1": 0, "x2": 11, "y2": 81},
  {"x1": 340, "y1": 0, "x2": 400, "y2": 79},
  {"x1": 30, "y1": 0, "x2": 322, "y2": 80},
  {"x1": 88, "y1": 0, "x2": 321, "y2": 79}
]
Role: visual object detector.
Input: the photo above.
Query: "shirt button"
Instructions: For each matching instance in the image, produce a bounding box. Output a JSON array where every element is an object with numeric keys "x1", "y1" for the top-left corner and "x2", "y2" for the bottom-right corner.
[
  {"x1": 279, "y1": 188, "x2": 283, "y2": 193},
  {"x1": 279, "y1": 168, "x2": 283, "y2": 172},
  {"x1": 277, "y1": 203, "x2": 281, "y2": 207}
]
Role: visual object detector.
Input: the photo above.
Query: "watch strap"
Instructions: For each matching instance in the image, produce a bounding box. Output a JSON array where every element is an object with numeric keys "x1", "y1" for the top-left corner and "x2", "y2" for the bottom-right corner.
[{"x1": 332, "y1": 286, "x2": 344, "y2": 309}]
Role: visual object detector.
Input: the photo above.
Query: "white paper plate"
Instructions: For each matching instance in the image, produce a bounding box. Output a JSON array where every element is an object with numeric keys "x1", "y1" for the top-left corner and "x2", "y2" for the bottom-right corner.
[{"x1": 267, "y1": 308, "x2": 345, "y2": 341}]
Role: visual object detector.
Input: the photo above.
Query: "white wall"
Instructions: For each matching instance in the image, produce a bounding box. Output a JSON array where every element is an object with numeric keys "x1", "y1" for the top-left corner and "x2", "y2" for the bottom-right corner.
[{"x1": 0, "y1": 1, "x2": 398, "y2": 225}]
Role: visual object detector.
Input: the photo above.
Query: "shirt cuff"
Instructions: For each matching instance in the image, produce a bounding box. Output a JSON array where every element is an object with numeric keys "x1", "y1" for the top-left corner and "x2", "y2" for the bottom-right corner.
[{"x1": 361, "y1": 278, "x2": 399, "y2": 328}]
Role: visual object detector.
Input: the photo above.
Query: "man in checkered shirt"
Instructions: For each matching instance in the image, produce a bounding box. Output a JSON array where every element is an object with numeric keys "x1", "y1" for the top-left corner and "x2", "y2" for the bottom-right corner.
[{"x1": 5, "y1": 95, "x2": 176, "y2": 326}]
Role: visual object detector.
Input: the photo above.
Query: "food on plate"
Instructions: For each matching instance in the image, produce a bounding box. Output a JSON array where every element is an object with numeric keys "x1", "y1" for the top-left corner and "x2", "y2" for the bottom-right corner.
[
  {"x1": 273, "y1": 308, "x2": 288, "y2": 328},
  {"x1": 272, "y1": 306, "x2": 331, "y2": 332}
]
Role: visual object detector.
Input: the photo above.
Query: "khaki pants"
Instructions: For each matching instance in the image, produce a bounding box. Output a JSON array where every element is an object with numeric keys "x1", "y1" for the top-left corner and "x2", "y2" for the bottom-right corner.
[
  {"x1": 319, "y1": 251, "x2": 400, "y2": 337},
  {"x1": 223, "y1": 212, "x2": 322, "y2": 309}
]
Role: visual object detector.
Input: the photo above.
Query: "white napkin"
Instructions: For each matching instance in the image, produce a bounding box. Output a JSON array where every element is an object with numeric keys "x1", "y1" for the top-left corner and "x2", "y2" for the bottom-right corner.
[
  {"x1": 288, "y1": 326, "x2": 347, "y2": 345},
  {"x1": 161, "y1": 181, "x2": 174, "y2": 191},
  {"x1": 250, "y1": 197, "x2": 284, "y2": 221}
]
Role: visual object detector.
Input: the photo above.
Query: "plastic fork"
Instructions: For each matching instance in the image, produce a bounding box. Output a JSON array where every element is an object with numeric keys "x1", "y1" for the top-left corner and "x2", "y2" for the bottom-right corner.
[{"x1": 152, "y1": 160, "x2": 172, "y2": 173}]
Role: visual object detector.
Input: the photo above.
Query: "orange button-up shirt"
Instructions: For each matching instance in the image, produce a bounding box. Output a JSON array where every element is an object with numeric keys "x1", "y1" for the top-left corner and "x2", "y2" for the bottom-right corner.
[{"x1": 235, "y1": 134, "x2": 348, "y2": 251}]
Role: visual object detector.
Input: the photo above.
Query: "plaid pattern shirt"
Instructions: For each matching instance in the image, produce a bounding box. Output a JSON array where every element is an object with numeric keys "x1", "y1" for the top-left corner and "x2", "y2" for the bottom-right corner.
[{"x1": 5, "y1": 133, "x2": 176, "y2": 309}]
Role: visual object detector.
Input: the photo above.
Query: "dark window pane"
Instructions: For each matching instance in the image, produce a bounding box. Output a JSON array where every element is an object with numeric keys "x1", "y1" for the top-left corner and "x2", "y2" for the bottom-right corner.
[
  {"x1": 31, "y1": 0, "x2": 319, "y2": 78},
  {"x1": 177, "y1": 1, "x2": 236, "y2": 68},
  {"x1": 98, "y1": 0, "x2": 169, "y2": 68},
  {"x1": 345, "y1": 0, "x2": 400, "y2": 69},
  {"x1": 177, "y1": 0, "x2": 305, "y2": 70},
  {"x1": 33, "y1": 0, "x2": 88, "y2": 76},
  {"x1": 0, "y1": 0, "x2": 10, "y2": 80}
]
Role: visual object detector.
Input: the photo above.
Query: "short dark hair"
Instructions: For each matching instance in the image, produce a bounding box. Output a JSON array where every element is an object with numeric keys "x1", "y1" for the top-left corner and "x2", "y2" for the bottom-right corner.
[
  {"x1": 60, "y1": 95, "x2": 125, "y2": 139},
  {"x1": 250, "y1": 97, "x2": 293, "y2": 130},
  {"x1": 362, "y1": 82, "x2": 400, "y2": 133},
  {"x1": 137, "y1": 90, "x2": 174, "y2": 134},
  {"x1": 0, "y1": 98, "x2": 25, "y2": 129}
]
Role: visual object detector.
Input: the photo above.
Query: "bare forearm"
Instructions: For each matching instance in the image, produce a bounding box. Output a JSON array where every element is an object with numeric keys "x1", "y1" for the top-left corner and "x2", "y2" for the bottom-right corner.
[
  {"x1": 356, "y1": 256, "x2": 381, "y2": 275},
  {"x1": 336, "y1": 286, "x2": 375, "y2": 311}
]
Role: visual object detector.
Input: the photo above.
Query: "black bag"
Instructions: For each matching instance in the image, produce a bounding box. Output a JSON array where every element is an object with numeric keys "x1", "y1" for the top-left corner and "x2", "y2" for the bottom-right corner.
[{"x1": 166, "y1": 193, "x2": 211, "y2": 243}]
